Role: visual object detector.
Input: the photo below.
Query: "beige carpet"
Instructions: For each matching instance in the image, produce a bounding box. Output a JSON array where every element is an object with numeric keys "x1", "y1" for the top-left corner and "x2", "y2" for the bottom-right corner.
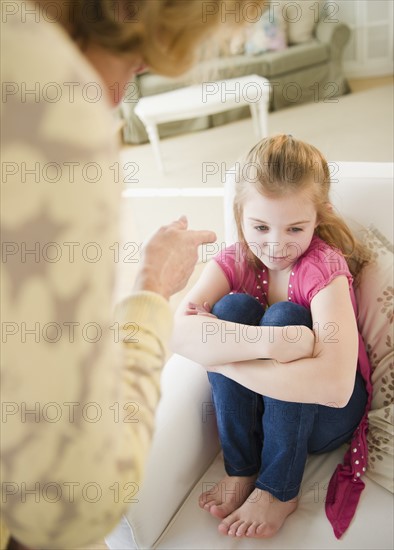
[{"x1": 120, "y1": 82, "x2": 393, "y2": 191}]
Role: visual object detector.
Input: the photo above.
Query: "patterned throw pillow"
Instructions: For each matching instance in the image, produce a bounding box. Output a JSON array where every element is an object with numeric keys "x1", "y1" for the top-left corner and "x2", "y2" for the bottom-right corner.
[
  {"x1": 244, "y1": 5, "x2": 287, "y2": 55},
  {"x1": 355, "y1": 225, "x2": 394, "y2": 492},
  {"x1": 356, "y1": 226, "x2": 393, "y2": 372},
  {"x1": 367, "y1": 372, "x2": 393, "y2": 492}
]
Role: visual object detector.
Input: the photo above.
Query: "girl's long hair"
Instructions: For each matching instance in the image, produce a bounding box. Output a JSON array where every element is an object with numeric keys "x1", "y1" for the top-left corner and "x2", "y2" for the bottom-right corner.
[{"x1": 233, "y1": 134, "x2": 372, "y2": 286}]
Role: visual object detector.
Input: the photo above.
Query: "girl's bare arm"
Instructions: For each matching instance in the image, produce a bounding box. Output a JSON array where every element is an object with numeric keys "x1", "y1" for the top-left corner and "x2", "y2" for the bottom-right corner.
[
  {"x1": 171, "y1": 261, "x2": 315, "y2": 365},
  {"x1": 206, "y1": 276, "x2": 358, "y2": 408}
]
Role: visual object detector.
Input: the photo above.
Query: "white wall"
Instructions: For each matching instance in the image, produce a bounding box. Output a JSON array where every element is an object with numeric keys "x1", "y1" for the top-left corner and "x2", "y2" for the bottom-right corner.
[{"x1": 324, "y1": 0, "x2": 394, "y2": 78}]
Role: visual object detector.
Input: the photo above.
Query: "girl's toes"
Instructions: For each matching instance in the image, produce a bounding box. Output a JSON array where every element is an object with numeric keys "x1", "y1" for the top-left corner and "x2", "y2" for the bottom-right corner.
[
  {"x1": 218, "y1": 520, "x2": 231, "y2": 535},
  {"x1": 246, "y1": 521, "x2": 258, "y2": 537},
  {"x1": 209, "y1": 503, "x2": 229, "y2": 519},
  {"x1": 198, "y1": 493, "x2": 211, "y2": 507},
  {"x1": 218, "y1": 517, "x2": 238, "y2": 536},
  {"x1": 201, "y1": 498, "x2": 214, "y2": 510},
  {"x1": 256, "y1": 522, "x2": 275, "y2": 538},
  {"x1": 235, "y1": 521, "x2": 250, "y2": 537},
  {"x1": 227, "y1": 520, "x2": 244, "y2": 537}
]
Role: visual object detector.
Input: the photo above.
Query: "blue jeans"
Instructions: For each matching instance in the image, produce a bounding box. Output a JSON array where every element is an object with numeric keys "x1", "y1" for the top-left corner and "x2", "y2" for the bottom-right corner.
[{"x1": 208, "y1": 293, "x2": 367, "y2": 501}]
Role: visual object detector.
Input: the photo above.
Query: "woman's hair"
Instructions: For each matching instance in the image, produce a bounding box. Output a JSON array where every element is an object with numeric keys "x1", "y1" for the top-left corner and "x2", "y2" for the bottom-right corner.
[
  {"x1": 233, "y1": 134, "x2": 372, "y2": 284},
  {"x1": 68, "y1": 0, "x2": 268, "y2": 77}
]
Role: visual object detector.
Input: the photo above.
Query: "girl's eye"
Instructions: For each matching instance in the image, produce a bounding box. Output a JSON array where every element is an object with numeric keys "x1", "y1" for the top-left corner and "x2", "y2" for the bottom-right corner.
[
  {"x1": 255, "y1": 225, "x2": 269, "y2": 232},
  {"x1": 289, "y1": 227, "x2": 303, "y2": 233}
]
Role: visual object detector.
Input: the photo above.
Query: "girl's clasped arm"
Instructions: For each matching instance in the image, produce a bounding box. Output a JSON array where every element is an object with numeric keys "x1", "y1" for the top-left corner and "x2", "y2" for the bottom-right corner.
[{"x1": 171, "y1": 315, "x2": 314, "y2": 367}]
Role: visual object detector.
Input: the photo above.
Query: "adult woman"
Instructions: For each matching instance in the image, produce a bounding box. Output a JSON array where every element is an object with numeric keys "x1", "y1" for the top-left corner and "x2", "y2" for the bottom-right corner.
[{"x1": 1, "y1": 1, "x2": 266, "y2": 547}]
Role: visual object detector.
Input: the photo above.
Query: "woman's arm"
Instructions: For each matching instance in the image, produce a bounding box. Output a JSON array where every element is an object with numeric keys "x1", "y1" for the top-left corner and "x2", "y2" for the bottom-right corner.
[
  {"x1": 171, "y1": 261, "x2": 315, "y2": 365},
  {"x1": 208, "y1": 276, "x2": 359, "y2": 408},
  {"x1": 0, "y1": 35, "x2": 179, "y2": 547}
]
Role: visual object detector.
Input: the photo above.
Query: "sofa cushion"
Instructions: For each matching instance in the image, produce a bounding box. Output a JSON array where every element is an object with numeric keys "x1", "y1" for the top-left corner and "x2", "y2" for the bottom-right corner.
[
  {"x1": 284, "y1": 0, "x2": 322, "y2": 45},
  {"x1": 154, "y1": 448, "x2": 393, "y2": 549},
  {"x1": 138, "y1": 40, "x2": 329, "y2": 98},
  {"x1": 261, "y1": 40, "x2": 329, "y2": 76},
  {"x1": 356, "y1": 225, "x2": 393, "y2": 375},
  {"x1": 355, "y1": 225, "x2": 394, "y2": 494},
  {"x1": 367, "y1": 399, "x2": 394, "y2": 493}
]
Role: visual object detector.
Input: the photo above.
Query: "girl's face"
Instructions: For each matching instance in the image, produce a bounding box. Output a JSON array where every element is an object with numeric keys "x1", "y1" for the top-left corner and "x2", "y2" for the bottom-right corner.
[{"x1": 242, "y1": 186, "x2": 318, "y2": 272}]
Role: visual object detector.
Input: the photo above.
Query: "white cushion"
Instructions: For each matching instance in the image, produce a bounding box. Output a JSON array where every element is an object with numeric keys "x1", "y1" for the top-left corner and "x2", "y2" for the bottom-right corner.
[{"x1": 155, "y1": 448, "x2": 393, "y2": 549}]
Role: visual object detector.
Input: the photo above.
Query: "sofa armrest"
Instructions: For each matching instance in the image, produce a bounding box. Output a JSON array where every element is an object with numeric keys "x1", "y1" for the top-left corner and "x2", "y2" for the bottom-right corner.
[
  {"x1": 106, "y1": 354, "x2": 220, "y2": 549},
  {"x1": 315, "y1": 20, "x2": 351, "y2": 60}
]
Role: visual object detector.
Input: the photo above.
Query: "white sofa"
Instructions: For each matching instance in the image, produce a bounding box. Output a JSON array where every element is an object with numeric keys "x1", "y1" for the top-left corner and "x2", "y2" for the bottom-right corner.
[{"x1": 107, "y1": 162, "x2": 393, "y2": 550}]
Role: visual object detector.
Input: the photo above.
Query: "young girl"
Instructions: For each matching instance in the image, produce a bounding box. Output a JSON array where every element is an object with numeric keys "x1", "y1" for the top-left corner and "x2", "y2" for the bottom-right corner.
[{"x1": 172, "y1": 135, "x2": 372, "y2": 540}]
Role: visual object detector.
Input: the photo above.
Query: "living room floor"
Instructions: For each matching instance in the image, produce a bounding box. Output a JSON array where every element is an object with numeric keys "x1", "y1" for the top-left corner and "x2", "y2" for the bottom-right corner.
[
  {"x1": 86, "y1": 75, "x2": 393, "y2": 550},
  {"x1": 118, "y1": 75, "x2": 393, "y2": 194}
]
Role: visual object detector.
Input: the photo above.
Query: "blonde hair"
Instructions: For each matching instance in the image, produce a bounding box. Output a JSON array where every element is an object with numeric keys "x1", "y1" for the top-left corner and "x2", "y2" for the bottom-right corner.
[
  {"x1": 234, "y1": 134, "x2": 372, "y2": 284},
  {"x1": 69, "y1": 0, "x2": 268, "y2": 77}
]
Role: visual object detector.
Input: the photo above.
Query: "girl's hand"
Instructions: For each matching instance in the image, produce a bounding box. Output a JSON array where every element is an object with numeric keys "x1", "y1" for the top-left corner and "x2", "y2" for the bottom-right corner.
[{"x1": 185, "y1": 301, "x2": 217, "y2": 318}]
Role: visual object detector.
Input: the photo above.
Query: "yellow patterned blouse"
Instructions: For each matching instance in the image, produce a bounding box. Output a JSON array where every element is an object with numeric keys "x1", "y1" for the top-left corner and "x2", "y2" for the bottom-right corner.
[{"x1": 1, "y1": 10, "x2": 172, "y2": 549}]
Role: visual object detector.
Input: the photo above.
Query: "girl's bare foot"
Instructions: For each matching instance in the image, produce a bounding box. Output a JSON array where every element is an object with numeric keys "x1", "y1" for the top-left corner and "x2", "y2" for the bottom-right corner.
[
  {"x1": 199, "y1": 475, "x2": 257, "y2": 519},
  {"x1": 218, "y1": 488, "x2": 298, "y2": 538}
]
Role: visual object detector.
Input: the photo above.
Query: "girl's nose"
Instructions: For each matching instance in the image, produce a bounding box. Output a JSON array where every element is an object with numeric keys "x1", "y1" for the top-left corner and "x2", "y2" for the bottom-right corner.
[{"x1": 263, "y1": 240, "x2": 282, "y2": 258}]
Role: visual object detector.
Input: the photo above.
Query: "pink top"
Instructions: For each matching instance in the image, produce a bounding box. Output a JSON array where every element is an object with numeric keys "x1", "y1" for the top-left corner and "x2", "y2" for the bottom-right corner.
[{"x1": 214, "y1": 235, "x2": 372, "y2": 538}]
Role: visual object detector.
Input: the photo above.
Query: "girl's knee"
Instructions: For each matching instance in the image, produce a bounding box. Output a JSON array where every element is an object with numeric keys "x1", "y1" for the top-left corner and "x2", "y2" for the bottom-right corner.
[
  {"x1": 212, "y1": 293, "x2": 264, "y2": 325},
  {"x1": 260, "y1": 301, "x2": 312, "y2": 328}
]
